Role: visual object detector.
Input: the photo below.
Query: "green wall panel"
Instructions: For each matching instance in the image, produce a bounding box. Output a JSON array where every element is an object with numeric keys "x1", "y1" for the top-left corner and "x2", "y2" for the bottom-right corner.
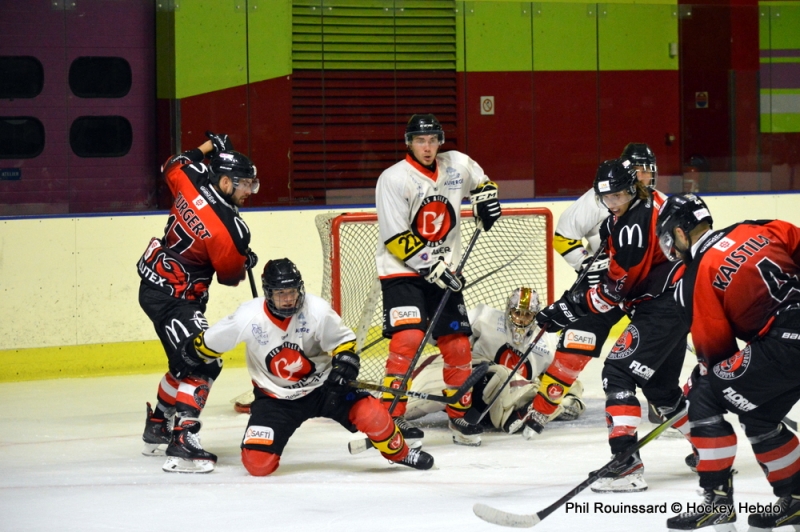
[
  {"x1": 598, "y1": 3, "x2": 678, "y2": 71},
  {"x1": 766, "y1": 3, "x2": 800, "y2": 50},
  {"x1": 463, "y1": 1, "x2": 533, "y2": 72},
  {"x1": 174, "y1": 2, "x2": 248, "y2": 99},
  {"x1": 249, "y1": 0, "x2": 293, "y2": 82},
  {"x1": 533, "y1": 3, "x2": 597, "y2": 71}
]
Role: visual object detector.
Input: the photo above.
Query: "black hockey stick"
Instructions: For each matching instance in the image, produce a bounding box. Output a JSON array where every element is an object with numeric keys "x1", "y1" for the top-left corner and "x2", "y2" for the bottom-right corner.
[
  {"x1": 387, "y1": 226, "x2": 483, "y2": 414},
  {"x1": 473, "y1": 410, "x2": 683, "y2": 528},
  {"x1": 464, "y1": 243, "x2": 608, "y2": 426},
  {"x1": 464, "y1": 248, "x2": 527, "y2": 291},
  {"x1": 348, "y1": 362, "x2": 489, "y2": 455},
  {"x1": 247, "y1": 264, "x2": 258, "y2": 298}
]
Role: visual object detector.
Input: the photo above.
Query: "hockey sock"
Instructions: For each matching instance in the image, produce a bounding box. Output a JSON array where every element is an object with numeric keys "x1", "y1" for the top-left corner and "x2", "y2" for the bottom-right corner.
[
  {"x1": 605, "y1": 388, "x2": 641, "y2": 453},
  {"x1": 350, "y1": 397, "x2": 407, "y2": 460},
  {"x1": 175, "y1": 375, "x2": 213, "y2": 417},
  {"x1": 438, "y1": 334, "x2": 473, "y2": 418},
  {"x1": 153, "y1": 372, "x2": 179, "y2": 420},
  {"x1": 382, "y1": 329, "x2": 424, "y2": 416},
  {"x1": 750, "y1": 423, "x2": 800, "y2": 495},
  {"x1": 692, "y1": 416, "x2": 737, "y2": 489},
  {"x1": 532, "y1": 351, "x2": 591, "y2": 416}
]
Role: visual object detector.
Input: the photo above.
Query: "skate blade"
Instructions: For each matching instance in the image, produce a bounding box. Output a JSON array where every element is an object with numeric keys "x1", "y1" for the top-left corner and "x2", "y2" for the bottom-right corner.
[
  {"x1": 452, "y1": 434, "x2": 482, "y2": 447},
  {"x1": 141, "y1": 443, "x2": 166, "y2": 457},
  {"x1": 162, "y1": 456, "x2": 215, "y2": 473}
]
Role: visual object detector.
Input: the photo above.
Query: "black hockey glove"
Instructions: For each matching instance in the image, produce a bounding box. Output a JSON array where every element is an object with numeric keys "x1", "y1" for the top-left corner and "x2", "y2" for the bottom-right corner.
[
  {"x1": 323, "y1": 350, "x2": 360, "y2": 415},
  {"x1": 579, "y1": 252, "x2": 609, "y2": 286},
  {"x1": 244, "y1": 249, "x2": 258, "y2": 270},
  {"x1": 205, "y1": 130, "x2": 233, "y2": 155},
  {"x1": 168, "y1": 338, "x2": 202, "y2": 380},
  {"x1": 535, "y1": 290, "x2": 587, "y2": 332},
  {"x1": 420, "y1": 258, "x2": 463, "y2": 292},
  {"x1": 470, "y1": 181, "x2": 501, "y2": 231}
]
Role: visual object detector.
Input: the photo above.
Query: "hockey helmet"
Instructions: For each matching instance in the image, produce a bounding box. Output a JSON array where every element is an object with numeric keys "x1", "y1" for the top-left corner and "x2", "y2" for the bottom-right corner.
[
  {"x1": 506, "y1": 287, "x2": 540, "y2": 345},
  {"x1": 262, "y1": 258, "x2": 305, "y2": 318},
  {"x1": 620, "y1": 143, "x2": 658, "y2": 190},
  {"x1": 656, "y1": 193, "x2": 713, "y2": 262},
  {"x1": 405, "y1": 114, "x2": 445, "y2": 145},
  {"x1": 593, "y1": 158, "x2": 639, "y2": 209},
  {"x1": 209, "y1": 150, "x2": 260, "y2": 194}
]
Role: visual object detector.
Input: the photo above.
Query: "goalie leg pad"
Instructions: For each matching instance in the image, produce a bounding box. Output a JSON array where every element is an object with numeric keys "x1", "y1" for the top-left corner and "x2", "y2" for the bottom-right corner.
[{"x1": 241, "y1": 448, "x2": 280, "y2": 477}]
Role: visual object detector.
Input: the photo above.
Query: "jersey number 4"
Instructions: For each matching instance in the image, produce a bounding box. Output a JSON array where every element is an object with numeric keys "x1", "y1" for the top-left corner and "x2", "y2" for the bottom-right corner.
[{"x1": 757, "y1": 257, "x2": 800, "y2": 302}]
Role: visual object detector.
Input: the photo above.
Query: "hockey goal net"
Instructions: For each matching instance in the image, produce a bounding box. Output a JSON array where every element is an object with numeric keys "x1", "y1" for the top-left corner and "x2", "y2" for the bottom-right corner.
[{"x1": 316, "y1": 208, "x2": 554, "y2": 384}]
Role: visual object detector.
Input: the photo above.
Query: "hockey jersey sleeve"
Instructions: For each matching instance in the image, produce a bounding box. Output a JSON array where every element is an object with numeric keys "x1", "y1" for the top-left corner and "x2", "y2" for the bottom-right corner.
[
  {"x1": 554, "y1": 189, "x2": 607, "y2": 271},
  {"x1": 199, "y1": 299, "x2": 259, "y2": 354},
  {"x1": 311, "y1": 297, "x2": 357, "y2": 354},
  {"x1": 209, "y1": 221, "x2": 249, "y2": 286}
]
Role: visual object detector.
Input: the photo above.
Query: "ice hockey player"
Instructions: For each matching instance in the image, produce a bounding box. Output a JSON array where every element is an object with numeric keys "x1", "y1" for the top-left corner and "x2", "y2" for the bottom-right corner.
[
  {"x1": 192, "y1": 258, "x2": 434, "y2": 475},
  {"x1": 405, "y1": 287, "x2": 586, "y2": 434},
  {"x1": 529, "y1": 144, "x2": 660, "y2": 440},
  {"x1": 137, "y1": 131, "x2": 259, "y2": 473},
  {"x1": 373, "y1": 113, "x2": 502, "y2": 446},
  {"x1": 536, "y1": 158, "x2": 692, "y2": 493},
  {"x1": 658, "y1": 193, "x2": 800, "y2": 531}
]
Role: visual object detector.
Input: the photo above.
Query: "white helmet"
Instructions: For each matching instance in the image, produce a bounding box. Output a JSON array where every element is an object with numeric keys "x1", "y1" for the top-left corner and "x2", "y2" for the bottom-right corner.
[{"x1": 506, "y1": 287, "x2": 540, "y2": 345}]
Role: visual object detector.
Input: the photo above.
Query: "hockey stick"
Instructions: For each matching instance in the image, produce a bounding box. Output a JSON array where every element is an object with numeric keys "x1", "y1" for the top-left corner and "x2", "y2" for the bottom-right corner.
[
  {"x1": 473, "y1": 410, "x2": 683, "y2": 528},
  {"x1": 247, "y1": 264, "x2": 258, "y2": 298},
  {"x1": 464, "y1": 243, "x2": 608, "y2": 426},
  {"x1": 464, "y1": 247, "x2": 527, "y2": 291},
  {"x1": 387, "y1": 226, "x2": 483, "y2": 414},
  {"x1": 348, "y1": 362, "x2": 489, "y2": 455}
]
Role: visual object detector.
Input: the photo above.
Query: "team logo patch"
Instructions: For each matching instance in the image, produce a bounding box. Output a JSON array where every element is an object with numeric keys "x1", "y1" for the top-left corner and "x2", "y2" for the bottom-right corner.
[
  {"x1": 546, "y1": 383, "x2": 564, "y2": 401},
  {"x1": 460, "y1": 391, "x2": 473, "y2": 407},
  {"x1": 389, "y1": 430, "x2": 404, "y2": 451},
  {"x1": 244, "y1": 425, "x2": 274, "y2": 446},
  {"x1": 390, "y1": 306, "x2": 421, "y2": 327},
  {"x1": 412, "y1": 195, "x2": 456, "y2": 246},
  {"x1": 266, "y1": 343, "x2": 314, "y2": 382},
  {"x1": 563, "y1": 330, "x2": 597, "y2": 351},
  {"x1": 713, "y1": 237, "x2": 736, "y2": 252},
  {"x1": 495, "y1": 346, "x2": 532, "y2": 379},
  {"x1": 193, "y1": 384, "x2": 210, "y2": 409},
  {"x1": 192, "y1": 195, "x2": 207, "y2": 210},
  {"x1": 713, "y1": 346, "x2": 752, "y2": 380},
  {"x1": 251, "y1": 324, "x2": 270, "y2": 345},
  {"x1": 607, "y1": 326, "x2": 640, "y2": 360}
]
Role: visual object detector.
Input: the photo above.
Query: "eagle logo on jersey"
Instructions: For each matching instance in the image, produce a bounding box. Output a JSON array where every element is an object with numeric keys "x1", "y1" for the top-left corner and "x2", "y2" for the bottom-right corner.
[
  {"x1": 713, "y1": 346, "x2": 751, "y2": 380},
  {"x1": 266, "y1": 342, "x2": 315, "y2": 382},
  {"x1": 607, "y1": 325, "x2": 640, "y2": 360},
  {"x1": 495, "y1": 345, "x2": 532, "y2": 379},
  {"x1": 412, "y1": 195, "x2": 457, "y2": 246}
]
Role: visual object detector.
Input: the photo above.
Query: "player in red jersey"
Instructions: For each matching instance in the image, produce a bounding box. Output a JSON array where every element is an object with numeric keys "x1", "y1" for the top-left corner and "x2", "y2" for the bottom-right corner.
[
  {"x1": 137, "y1": 131, "x2": 259, "y2": 473},
  {"x1": 658, "y1": 193, "x2": 800, "y2": 531}
]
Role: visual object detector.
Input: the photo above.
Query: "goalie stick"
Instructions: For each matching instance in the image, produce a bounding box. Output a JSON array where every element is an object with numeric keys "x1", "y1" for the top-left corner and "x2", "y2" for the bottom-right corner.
[
  {"x1": 464, "y1": 242, "x2": 608, "y2": 426},
  {"x1": 387, "y1": 225, "x2": 483, "y2": 414},
  {"x1": 472, "y1": 410, "x2": 683, "y2": 528},
  {"x1": 347, "y1": 362, "x2": 489, "y2": 455}
]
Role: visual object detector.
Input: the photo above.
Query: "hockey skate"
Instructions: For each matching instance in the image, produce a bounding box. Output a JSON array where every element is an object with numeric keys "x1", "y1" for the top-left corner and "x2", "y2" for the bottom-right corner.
[
  {"x1": 747, "y1": 494, "x2": 800, "y2": 531},
  {"x1": 394, "y1": 416, "x2": 424, "y2": 446},
  {"x1": 394, "y1": 448, "x2": 435, "y2": 471},
  {"x1": 666, "y1": 476, "x2": 736, "y2": 531},
  {"x1": 162, "y1": 417, "x2": 217, "y2": 473},
  {"x1": 141, "y1": 402, "x2": 171, "y2": 456},
  {"x1": 590, "y1": 452, "x2": 647, "y2": 493},
  {"x1": 449, "y1": 416, "x2": 483, "y2": 446}
]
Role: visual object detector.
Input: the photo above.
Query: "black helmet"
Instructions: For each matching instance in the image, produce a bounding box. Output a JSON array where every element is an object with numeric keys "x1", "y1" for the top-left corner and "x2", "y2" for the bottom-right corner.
[
  {"x1": 209, "y1": 150, "x2": 259, "y2": 193},
  {"x1": 593, "y1": 158, "x2": 638, "y2": 206},
  {"x1": 261, "y1": 258, "x2": 305, "y2": 318},
  {"x1": 621, "y1": 143, "x2": 657, "y2": 190},
  {"x1": 656, "y1": 193, "x2": 713, "y2": 262},
  {"x1": 405, "y1": 113, "x2": 445, "y2": 145}
]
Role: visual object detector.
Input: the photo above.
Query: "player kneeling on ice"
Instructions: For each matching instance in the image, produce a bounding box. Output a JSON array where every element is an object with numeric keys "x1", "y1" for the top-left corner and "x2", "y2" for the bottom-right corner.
[
  {"x1": 193, "y1": 258, "x2": 434, "y2": 475},
  {"x1": 405, "y1": 287, "x2": 586, "y2": 435}
]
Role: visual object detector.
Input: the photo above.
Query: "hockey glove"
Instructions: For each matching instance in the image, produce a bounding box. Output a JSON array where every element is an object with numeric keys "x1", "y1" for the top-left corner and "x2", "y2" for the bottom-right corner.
[
  {"x1": 534, "y1": 290, "x2": 587, "y2": 332},
  {"x1": 420, "y1": 258, "x2": 463, "y2": 292},
  {"x1": 579, "y1": 252, "x2": 609, "y2": 286},
  {"x1": 244, "y1": 249, "x2": 258, "y2": 270},
  {"x1": 323, "y1": 350, "x2": 360, "y2": 415},
  {"x1": 205, "y1": 130, "x2": 233, "y2": 155},
  {"x1": 470, "y1": 181, "x2": 501, "y2": 231}
]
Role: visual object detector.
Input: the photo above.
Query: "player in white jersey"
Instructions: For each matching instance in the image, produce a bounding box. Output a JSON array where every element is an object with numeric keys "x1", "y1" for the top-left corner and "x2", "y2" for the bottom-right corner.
[
  {"x1": 523, "y1": 144, "x2": 659, "y2": 440},
  {"x1": 375, "y1": 113, "x2": 502, "y2": 447},
  {"x1": 191, "y1": 258, "x2": 434, "y2": 475},
  {"x1": 405, "y1": 287, "x2": 586, "y2": 434}
]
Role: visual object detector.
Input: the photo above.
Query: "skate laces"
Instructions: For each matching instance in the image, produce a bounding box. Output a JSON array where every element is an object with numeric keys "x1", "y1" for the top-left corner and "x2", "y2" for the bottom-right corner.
[
  {"x1": 404, "y1": 448, "x2": 422, "y2": 465},
  {"x1": 185, "y1": 430, "x2": 203, "y2": 450},
  {"x1": 395, "y1": 417, "x2": 413, "y2": 431}
]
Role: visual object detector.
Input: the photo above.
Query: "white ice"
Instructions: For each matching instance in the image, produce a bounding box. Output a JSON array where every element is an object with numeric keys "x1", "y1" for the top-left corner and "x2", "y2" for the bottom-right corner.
[{"x1": 2, "y1": 364, "x2": 798, "y2": 532}]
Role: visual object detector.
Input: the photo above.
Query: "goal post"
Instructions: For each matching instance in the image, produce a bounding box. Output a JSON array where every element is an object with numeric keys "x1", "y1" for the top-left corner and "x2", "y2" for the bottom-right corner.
[{"x1": 316, "y1": 208, "x2": 554, "y2": 384}]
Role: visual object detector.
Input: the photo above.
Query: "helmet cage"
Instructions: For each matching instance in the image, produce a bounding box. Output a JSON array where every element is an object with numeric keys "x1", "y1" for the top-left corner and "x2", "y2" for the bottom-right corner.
[
  {"x1": 261, "y1": 259, "x2": 305, "y2": 318},
  {"x1": 656, "y1": 193, "x2": 713, "y2": 262},
  {"x1": 404, "y1": 114, "x2": 445, "y2": 145},
  {"x1": 621, "y1": 143, "x2": 658, "y2": 190},
  {"x1": 506, "y1": 287, "x2": 540, "y2": 345}
]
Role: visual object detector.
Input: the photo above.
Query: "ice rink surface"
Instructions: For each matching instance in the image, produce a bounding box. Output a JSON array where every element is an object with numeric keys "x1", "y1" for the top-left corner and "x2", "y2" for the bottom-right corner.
[{"x1": 2, "y1": 365, "x2": 798, "y2": 532}]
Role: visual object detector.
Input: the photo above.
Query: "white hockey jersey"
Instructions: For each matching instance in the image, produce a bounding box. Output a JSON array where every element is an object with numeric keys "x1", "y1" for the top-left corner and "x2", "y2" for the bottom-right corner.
[
  {"x1": 554, "y1": 188, "x2": 608, "y2": 271},
  {"x1": 201, "y1": 294, "x2": 356, "y2": 400},
  {"x1": 375, "y1": 151, "x2": 489, "y2": 278},
  {"x1": 468, "y1": 304, "x2": 556, "y2": 379}
]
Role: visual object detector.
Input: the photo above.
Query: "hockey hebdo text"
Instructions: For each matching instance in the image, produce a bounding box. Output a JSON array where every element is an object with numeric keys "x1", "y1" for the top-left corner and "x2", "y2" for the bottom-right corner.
[{"x1": 564, "y1": 500, "x2": 782, "y2": 515}]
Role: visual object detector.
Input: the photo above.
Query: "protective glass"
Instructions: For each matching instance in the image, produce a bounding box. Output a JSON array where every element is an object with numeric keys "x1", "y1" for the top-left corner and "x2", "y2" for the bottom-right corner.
[
  {"x1": 234, "y1": 177, "x2": 260, "y2": 194},
  {"x1": 411, "y1": 136, "x2": 440, "y2": 147},
  {"x1": 658, "y1": 230, "x2": 680, "y2": 262}
]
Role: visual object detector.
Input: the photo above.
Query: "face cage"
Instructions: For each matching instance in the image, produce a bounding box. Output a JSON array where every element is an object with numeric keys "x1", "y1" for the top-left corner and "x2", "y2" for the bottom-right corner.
[
  {"x1": 266, "y1": 285, "x2": 305, "y2": 318},
  {"x1": 635, "y1": 163, "x2": 658, "y2": 190},
  {"x1": 506, "y1": 288, "x2": 537, "y2": 343}
]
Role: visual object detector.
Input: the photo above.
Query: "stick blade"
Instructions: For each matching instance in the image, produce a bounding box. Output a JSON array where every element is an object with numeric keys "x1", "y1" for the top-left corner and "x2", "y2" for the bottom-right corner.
[{"x1": 473, "y1": 503, "x2": 540, "y2": 528}]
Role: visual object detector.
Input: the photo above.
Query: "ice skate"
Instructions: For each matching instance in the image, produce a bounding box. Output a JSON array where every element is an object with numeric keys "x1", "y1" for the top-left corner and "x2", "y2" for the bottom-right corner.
[
  {"x1": 162, "y1": 417, "x2": 217, "y2": 473},
  {"x1": 522, "y1": 409, "x2": 550, "y2": 440},
  {"x1": 141, "y1": 402, "x2": 171, "y2": 456},
  {"x1": 449, "y1": 416, "x2": 482, "y2": 446},
  {"x1": 393, "y1": 448, "x2": 434, "y2": 471},
  {"x1": 666, "y1": 476, "x2": 736, "y2": 531},
  {"x1": 747, "y1": 494, "x2": 800, "y2": 531},
  {"x1": 590, "y1": 452, "x2": 647, "y2": 493},
  {"x1": 394, "y1": 416, "x2": 424, "y2": 445}
]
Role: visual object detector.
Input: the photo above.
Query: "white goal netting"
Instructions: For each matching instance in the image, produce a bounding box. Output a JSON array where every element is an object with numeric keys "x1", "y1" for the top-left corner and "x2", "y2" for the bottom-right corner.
[{"x1": 316, "y1": 208, "x2": 553, "y2": 384}]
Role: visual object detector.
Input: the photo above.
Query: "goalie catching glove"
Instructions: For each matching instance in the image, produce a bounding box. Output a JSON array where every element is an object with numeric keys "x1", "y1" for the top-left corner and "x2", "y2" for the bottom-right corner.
[
  {"x1": 420, "y1": 257, "x2": 463, "y2": 292},
  {"x1": 470, "y1": 181, "x2": 501, "y2": 231}
]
